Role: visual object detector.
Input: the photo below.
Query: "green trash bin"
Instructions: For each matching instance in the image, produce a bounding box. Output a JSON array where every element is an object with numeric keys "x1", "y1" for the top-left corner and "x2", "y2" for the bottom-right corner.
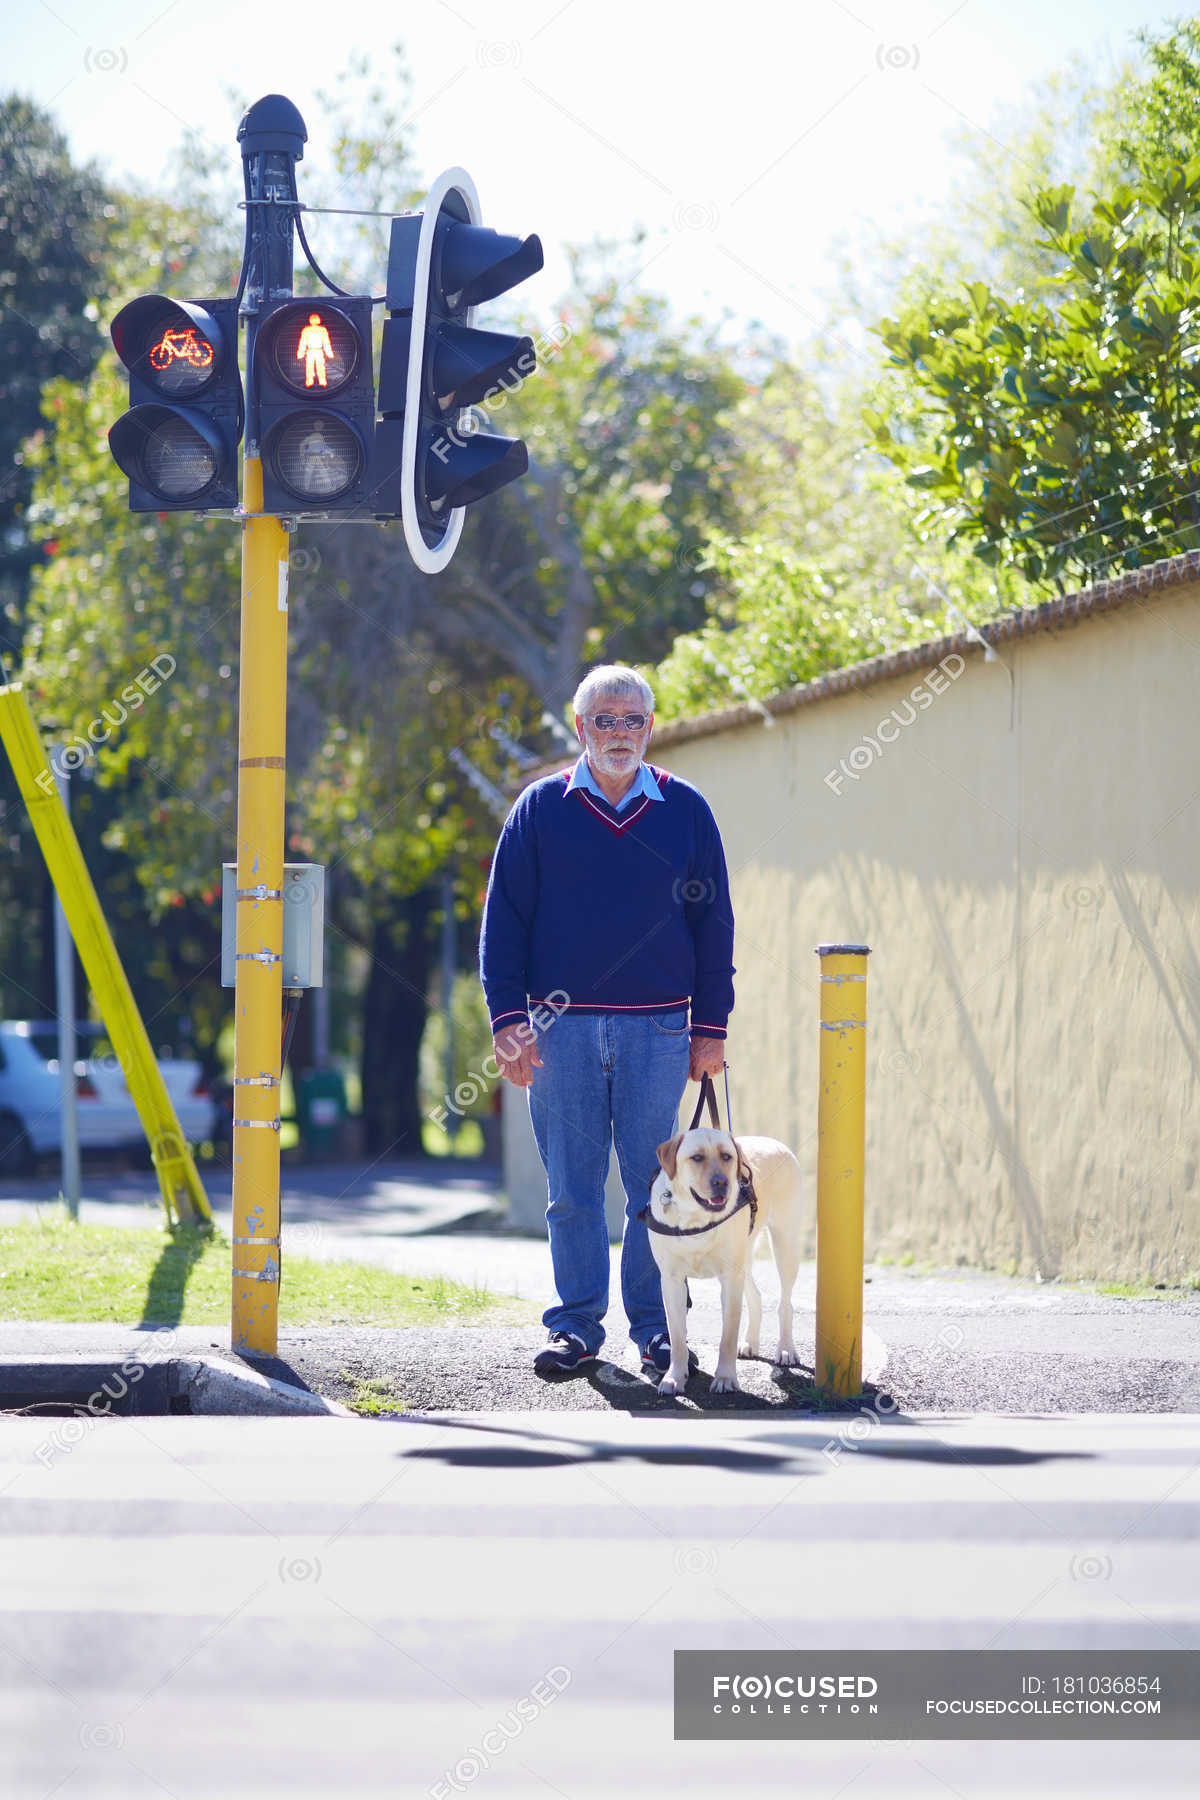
[{"x1": 295, "y1": 1067, "x2": 347, "y2": 1158}]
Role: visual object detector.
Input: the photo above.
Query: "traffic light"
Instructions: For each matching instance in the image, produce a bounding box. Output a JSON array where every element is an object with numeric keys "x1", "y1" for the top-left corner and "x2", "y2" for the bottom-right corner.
[
  {"x1": 370, "y1": 169, "x2": 543, "y2": 572},
  {"x1": 108, "y1": 296, "x2": 241, "y2": 511},
  {"x1": 250, "y1": 297, "x2": 375, "y2": 515}
]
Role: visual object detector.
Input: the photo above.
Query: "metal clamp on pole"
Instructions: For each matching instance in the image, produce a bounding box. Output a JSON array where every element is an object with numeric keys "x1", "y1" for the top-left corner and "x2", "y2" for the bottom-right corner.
[{"x1": 815, "y1": 942, "x2": 871, "y2": 1398}]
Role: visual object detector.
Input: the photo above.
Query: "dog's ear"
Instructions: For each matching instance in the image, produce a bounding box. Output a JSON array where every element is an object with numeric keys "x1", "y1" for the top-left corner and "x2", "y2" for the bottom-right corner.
[
  {"x1": 734, "y1": 1141, "x2": 753, "y2": 1188},
  {"x1": 657, "y1": 1134, "x2": 684, "y2": 1180}
]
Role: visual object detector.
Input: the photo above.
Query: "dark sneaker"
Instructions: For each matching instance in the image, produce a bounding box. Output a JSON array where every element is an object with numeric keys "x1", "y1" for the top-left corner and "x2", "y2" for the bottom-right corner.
[
  {"x1": 534, "y1": 1332, "x2": 598, "y2": 1377},
  {"x1": 640, "y1": 1333, "x2": 700, "y2": 1378}
]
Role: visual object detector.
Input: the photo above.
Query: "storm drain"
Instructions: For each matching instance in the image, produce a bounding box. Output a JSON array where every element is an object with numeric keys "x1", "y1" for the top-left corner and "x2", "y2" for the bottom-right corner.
[{"x1": 0, "y1": 1356, "x2": 349, "y2": 1418}]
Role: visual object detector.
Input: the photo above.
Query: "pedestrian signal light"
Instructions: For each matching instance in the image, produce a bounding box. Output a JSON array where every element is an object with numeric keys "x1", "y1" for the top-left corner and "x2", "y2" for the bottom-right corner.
[
  {"x1": 108, "y1": 295, "x2": 242, "y2": 512},
  {"x1": 266, "y1": 306, "x2": 360, "y2": 395},
  {"x1": 270, "y1": 413, "x2": 363, "y2": 501},
  {"x1": 251, "y1": 297, "x2": 375, "y2": 514}
]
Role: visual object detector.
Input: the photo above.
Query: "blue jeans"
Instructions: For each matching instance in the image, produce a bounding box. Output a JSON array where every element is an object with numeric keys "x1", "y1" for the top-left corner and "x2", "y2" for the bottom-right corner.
[{"x1": 527, "y1": 1009, "x2": 691, "y2": 1354}]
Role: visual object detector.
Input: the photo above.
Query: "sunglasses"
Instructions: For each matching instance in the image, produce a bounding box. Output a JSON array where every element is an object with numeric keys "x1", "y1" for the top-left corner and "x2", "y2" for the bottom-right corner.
[{"x1": 587, "y1": 713, "x2": 648, "y2": 732}]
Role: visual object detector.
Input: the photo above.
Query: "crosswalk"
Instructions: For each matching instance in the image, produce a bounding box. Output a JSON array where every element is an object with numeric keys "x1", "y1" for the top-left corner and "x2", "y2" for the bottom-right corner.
[{"x1": 0, "y1": 1410, "x2": 1197, "y2": 1797}]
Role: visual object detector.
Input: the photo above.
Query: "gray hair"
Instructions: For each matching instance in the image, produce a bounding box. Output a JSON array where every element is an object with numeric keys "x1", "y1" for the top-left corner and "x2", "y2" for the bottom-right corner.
[{"x1": 572, "y1": 664, "x2": 655, "y2": 718}]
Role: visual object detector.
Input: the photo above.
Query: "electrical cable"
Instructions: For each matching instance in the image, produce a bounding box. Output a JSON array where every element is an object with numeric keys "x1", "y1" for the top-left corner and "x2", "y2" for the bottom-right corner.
[
  {"x1": 295, "y1": 209, "x2": 386, "y2": 305},
  {"x1": 281, "y1": 989, "x2": 303, "y2": 1069},
  {"x1": 234, "y1": 155, "x2": 255, "y2": 311}
]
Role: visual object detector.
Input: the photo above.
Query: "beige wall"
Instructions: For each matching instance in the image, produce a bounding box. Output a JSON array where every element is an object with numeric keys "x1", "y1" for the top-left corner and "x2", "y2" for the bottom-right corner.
[{"x1": 650, "y1": 581, "x2": 1200, "y2": 1284}]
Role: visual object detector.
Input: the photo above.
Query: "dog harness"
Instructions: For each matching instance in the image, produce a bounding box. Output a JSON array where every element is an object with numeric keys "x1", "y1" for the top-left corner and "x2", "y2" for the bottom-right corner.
[
  {"x1": 637, "y1": 1073, "x2": 758, "y2": 1238},
  {"x1": 639, "y1": 1185, "x2": 758, "y2": 1238}
]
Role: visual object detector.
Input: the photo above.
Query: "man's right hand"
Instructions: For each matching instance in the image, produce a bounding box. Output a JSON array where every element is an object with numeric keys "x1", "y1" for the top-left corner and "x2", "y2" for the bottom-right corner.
[{"x1": 492, "y1": 1022, "x2": 544, "y2": 1088}]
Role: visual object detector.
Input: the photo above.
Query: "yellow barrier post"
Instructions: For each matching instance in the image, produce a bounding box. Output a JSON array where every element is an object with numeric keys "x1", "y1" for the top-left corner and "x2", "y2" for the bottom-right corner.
[
  {"x1": 0, "y1": 683, "x2": 212, "y2": 1226},
  {"x1": 229, "y1": 456, "x2": 289, "y2": 1357},
  {"x1": 815, "y1": 941, "x2": 870, "y2": 1396}
]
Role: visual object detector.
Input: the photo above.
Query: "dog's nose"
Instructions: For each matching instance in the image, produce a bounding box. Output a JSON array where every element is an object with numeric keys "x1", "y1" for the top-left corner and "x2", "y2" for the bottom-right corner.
[{"x1": 710, "y1": 1174, "x2": 728, "y2": 1196}]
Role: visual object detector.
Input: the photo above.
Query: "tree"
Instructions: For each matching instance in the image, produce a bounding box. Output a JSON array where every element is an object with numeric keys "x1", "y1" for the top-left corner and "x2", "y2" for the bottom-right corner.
[
  {"x1": 0, "y1": 97, "x2": 113, "y2": 1022},
  {"x1": 414, "y1": 237, "x2": 753, "y2": 713},
  {"x1": 870, "y1": 24, "x2": 1200, "y2": 591},
  {"x1": 649, "y1": 350, "x2": 1022, "y2": 718},
  {"x1": 21, "y1": 347, "x2": 240, "y2": 1045},
  {"x1": 0, "y1": 97, "x2": 112, "y2": 619}
]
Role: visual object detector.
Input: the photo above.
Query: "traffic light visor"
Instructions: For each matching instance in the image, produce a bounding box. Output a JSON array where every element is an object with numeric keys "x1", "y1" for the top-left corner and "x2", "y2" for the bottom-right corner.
[
  {"x1": 425, "y1": 431, "x2": 528, "y2": 510},
  {"x1": 438, "y1": 225, "x2": 544, "y2": 309}
]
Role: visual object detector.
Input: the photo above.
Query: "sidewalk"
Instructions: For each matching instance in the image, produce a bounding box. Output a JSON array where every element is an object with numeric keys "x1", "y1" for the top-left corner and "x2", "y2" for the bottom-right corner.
[
  {"x1": 2, "y1": 1247, "x2": 1198, "y2": 1414},
  {"x1": 3, "y1": 1157, "x2": 1199, "y2": 1414}
]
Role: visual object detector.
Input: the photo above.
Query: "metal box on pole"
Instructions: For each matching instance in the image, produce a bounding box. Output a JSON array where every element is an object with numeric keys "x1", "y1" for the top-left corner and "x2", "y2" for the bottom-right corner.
[{"x1": 221, "y1": 863, "x2": 325, "y2": 989}]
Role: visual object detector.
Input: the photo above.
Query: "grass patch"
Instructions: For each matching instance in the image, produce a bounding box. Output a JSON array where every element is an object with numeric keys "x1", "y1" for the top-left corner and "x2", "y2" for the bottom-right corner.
[
  {"x1": 0, "y1": 1212, "x2": 538, "y2": 1328},
  {"x1": 421, "y1": 1117, "x2": 485, "y2": 1158},
  {"x1": 342, "y1": 1373, "x2": 411, "y2": 1416},
  {"x1": 1087, "y1": 1280, "x2": 1182, "y2": 1301}
]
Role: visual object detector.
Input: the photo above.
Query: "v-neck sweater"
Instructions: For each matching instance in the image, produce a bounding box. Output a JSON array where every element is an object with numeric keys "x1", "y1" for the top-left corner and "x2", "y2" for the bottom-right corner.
[{"x1": 479, "y1": 763, "x2": 735, "y2": 1039}]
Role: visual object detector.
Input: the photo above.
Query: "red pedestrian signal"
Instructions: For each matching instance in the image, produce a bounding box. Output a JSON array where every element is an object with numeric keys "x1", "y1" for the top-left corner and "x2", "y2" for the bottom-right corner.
[
  {"x1": 296, "y1": 313, "x2": 334, "y2": 388},
  {"x1": 250, "y1": 297, "x2": 374, "y2": 514}
]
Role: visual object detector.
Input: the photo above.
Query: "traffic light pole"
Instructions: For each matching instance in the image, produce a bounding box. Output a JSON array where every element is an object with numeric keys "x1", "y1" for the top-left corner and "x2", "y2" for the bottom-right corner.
[
  {"x1": 230, "y1": 457, "x2": 289, "y2": 1354},
  {"x1": 230, "y1": 96, "x2": 306, "y2": 1356},
  {"x1": 103, "y1": 96, "x2": 544, "y2": 1354}
]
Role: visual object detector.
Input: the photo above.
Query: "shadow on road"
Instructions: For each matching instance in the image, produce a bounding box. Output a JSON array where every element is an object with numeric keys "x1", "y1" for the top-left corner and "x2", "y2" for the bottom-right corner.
[{"x1": 371, "y1": 1412, "x2": 1096, "y2": 1475}]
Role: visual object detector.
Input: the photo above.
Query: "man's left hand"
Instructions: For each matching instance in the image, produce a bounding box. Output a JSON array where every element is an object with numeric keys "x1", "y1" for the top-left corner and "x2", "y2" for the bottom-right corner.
[{"x1": 689, "y1": 1035, "x2": 726, "y2": 1082}]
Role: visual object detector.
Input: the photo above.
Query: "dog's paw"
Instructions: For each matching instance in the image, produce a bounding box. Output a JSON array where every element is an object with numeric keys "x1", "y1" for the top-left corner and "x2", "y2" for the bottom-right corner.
[
  {"x1": 776, "y1": 1345, "x2": 799, "y2": 1367},
  {"x1": 657, "y1": 1374, "x2": 683, "y2": 1398},
  {"x1": 738, "y1": 1341, "x2": 759, "y2": 1360},
  {"x1": 710, "y1": 1374, "x2": 741, "y2": 1394}
]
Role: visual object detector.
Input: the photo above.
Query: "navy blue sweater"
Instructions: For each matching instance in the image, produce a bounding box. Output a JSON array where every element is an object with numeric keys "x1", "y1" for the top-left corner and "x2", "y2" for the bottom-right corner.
[{"x1": 479, "y1": 763, "x2": 735, "y2": 1039}]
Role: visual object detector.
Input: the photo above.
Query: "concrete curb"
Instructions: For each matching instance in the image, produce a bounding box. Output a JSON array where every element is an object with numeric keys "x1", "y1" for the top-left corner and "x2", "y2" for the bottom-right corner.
[
  {"x1": 0, "y1": 1354, "x2": 352, "y2": 1419},
  {"x1": 180, "y1": 1357, "x2": 353, "y2": 1417}
]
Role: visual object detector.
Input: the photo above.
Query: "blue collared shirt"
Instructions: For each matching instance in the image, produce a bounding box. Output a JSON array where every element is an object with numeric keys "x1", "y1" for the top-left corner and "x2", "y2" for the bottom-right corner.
[{"x1": 565, "y1": 753, "x2": 664, "y2": 813}]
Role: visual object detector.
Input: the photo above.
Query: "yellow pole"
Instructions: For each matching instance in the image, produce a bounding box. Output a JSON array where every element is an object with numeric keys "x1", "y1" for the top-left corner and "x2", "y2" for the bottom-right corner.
[
  {"x1": 0, "y1": 683, "x2": 212, "y2": 1227},
  {"x1": 230, "y1": 457, "x2": 289, "y2": 1356},
  {"x1": 815, "y1": 942, "x2": 870, "y2": 1396}
]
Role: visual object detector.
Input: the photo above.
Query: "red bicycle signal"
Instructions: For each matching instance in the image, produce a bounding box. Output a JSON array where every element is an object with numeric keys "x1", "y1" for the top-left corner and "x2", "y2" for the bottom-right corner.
[{"x1": 149, "y1": 327, "x2": 214, "y2": 373}]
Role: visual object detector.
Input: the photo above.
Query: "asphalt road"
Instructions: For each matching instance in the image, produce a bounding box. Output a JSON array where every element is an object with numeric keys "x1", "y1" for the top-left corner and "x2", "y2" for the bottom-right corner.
[
  {"x1": 0, "y1": 1153, "x2": 506, "y2": 1238},
  {"x1": 0, "y1": 1409, "x2": 1196, "y2": 1798}
]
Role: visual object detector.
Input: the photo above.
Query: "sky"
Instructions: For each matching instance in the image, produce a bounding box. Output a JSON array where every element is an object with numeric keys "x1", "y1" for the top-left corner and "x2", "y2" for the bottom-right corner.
[{"x1": 9, "y1": 0, "x2": 1187, "y2": 349}]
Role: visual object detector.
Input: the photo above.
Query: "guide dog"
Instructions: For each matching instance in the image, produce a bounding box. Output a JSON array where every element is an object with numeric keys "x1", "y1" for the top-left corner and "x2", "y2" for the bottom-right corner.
[{"x1": 644, "y1": 1084, "x2": 804, "y2": 1396}]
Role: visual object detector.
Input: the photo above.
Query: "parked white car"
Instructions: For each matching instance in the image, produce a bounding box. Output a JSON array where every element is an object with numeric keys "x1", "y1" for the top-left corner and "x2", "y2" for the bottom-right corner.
[{"x1": 0, "y1": 1021, "x2": 216, "y2": 1175}]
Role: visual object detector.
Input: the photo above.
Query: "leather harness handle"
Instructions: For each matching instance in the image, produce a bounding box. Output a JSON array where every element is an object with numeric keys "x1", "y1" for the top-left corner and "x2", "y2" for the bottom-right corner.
[
  {"x1": 641, "y1": 1064, "x2": 757, "y2": 1239},
  {"x1": 688, "y1": 1071, "x2": 722, "y2": 1132}
]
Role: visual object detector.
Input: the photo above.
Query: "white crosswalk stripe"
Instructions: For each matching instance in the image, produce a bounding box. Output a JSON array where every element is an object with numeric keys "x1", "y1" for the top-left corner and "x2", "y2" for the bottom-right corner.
[{"x1": 0, "y1": 1412, "x2": 1196, "y2": 1797}]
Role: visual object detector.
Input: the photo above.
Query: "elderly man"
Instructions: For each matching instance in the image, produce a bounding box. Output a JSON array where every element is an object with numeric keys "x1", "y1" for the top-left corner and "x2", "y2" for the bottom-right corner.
[{"x1": 479, "y1": 664, "x2": 735, "y2": 1377}]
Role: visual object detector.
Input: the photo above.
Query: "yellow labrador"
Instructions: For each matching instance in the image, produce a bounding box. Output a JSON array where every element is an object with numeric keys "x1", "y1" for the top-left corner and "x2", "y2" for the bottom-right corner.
[{"x1": 645, "y1": 1126, "x2": 804, "y2": 1396}]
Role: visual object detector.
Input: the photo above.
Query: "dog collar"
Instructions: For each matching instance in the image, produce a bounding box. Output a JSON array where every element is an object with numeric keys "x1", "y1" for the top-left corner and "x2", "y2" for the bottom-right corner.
[{"x1": 638, "y1": 1182, "x2": 757, "y2": 1238}]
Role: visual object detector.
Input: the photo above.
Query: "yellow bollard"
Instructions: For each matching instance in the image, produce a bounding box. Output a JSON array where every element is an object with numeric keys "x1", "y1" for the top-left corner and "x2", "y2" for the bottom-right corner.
[
  {"x1": 0, "y1": 683, "x2": 212, "y2": 1227},
  {"x1": 230, "y1": 458, "x2": 289, "y2": 1357},
  {"x1": 815, "y1": 942, "x2": 870, "y2": 1396}
]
